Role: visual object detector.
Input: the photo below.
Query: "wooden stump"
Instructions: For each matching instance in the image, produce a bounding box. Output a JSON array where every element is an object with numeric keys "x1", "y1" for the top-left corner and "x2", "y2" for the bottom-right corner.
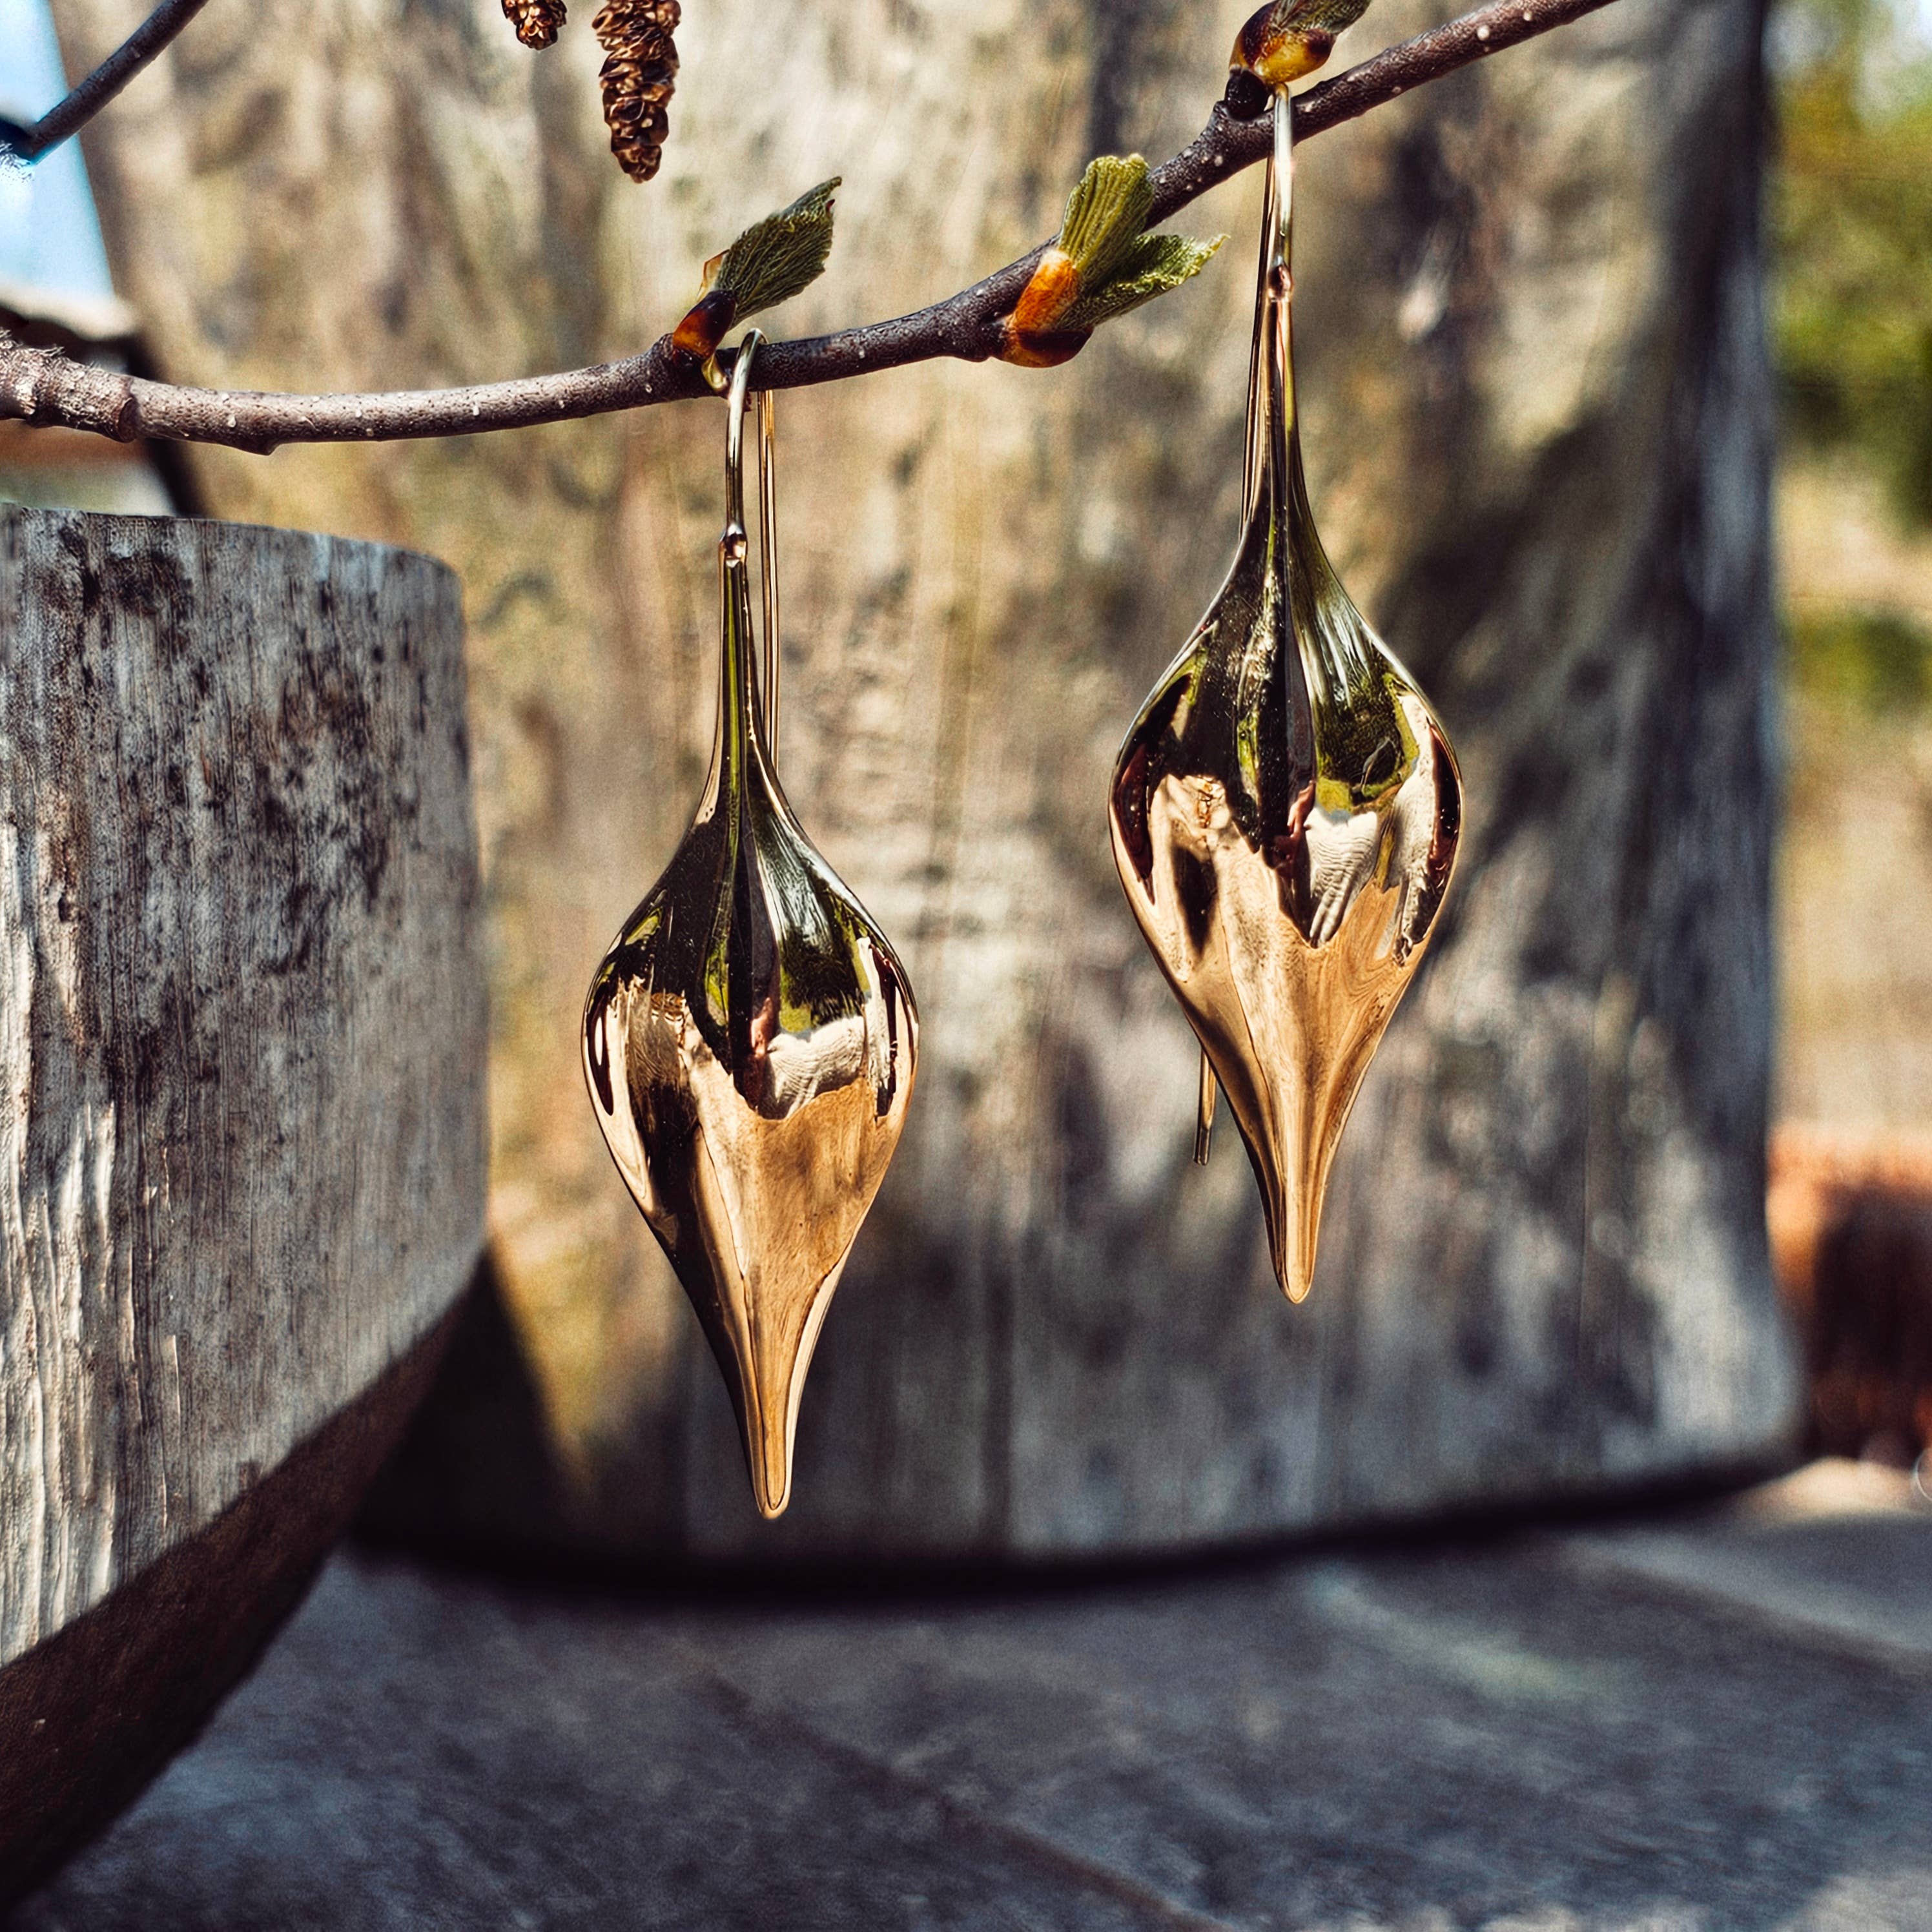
[{"x1": 0, "y1": 505, "x2": 486, "y2": 1898}]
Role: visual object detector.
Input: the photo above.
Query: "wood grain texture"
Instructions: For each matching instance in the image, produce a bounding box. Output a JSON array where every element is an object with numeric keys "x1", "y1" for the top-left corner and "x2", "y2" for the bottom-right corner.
[
  {"x1": 50, "y1": 0, "x2": 1799, "y2": 1561},
  {"x1": 0, "y1": 504, "x2": 487, "y2": 1654}
]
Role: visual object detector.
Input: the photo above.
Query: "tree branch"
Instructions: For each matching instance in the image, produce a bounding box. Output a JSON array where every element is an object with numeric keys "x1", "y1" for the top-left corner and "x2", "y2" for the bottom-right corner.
[
  {"x1": 0, "y1": 0, "x2": 1616, "y2": 454},
  {"x1": 0, "y1": 0, "x2": 211, "y2": 162}
]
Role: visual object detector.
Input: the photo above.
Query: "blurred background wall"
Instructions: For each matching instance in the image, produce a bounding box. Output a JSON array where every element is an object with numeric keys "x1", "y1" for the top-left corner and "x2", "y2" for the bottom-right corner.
[
  {"x1": 1773, "y1": 0, "x2": 1932, "y2": 1130},
  {"x1": 1764, "y1": 0, "x2": 1932, "y2": 1472},
  {"x1": 10, "y1": 0, "x2": 1841, "y2": 1562}
]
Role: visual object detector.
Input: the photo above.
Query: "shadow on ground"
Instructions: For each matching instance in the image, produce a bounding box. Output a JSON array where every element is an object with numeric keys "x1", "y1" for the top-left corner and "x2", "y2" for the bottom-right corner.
[{"x1": 12, "y1": 1463, "x2": 1931, "y2": 1931}]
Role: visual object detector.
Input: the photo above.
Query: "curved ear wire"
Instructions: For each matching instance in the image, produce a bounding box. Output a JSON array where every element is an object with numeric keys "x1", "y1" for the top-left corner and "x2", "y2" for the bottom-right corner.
[
  {"x1": 1200, "y1": 85, "x2": 1295, "y2": 1168},
  {"x1": 721, "y1": 331, "x2": 782, "y2": 764},
  {"x1": 722, "y1": 327, "x2": 761, "y2": 538}
]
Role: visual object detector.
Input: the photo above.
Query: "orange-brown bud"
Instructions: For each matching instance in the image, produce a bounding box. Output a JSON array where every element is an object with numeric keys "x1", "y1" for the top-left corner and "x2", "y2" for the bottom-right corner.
[
  {"x1": 672, "y1": 289, "x2": 738, "y2": 360},
  {"x1": 1011, "y1": 248, "x2": 1084, "y2": 337},
  {"x1": 1231, "y1": 3, "x2": 1335, "y2": 87},
  {"x1": 1002, "y1": 247, "x2": 1091, "y2": 364},
  {"x1": 998, "y1": 323, "x2": 1093, "y2": 369}
]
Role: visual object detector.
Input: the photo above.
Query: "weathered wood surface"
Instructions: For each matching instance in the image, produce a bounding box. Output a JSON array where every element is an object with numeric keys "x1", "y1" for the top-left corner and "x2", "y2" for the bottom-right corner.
[
  {"x1": 0, "y1": 1314, "x2": 457, "y2": 1906},
  {"x1": 19, "y1": 1462, "x2": 1932, "y2": 1929},
  {"x1": 0, "y1": 504, "x2": 486, "y2": 1887},
  {"x1": 54, "y1": 0, "x2": 1799, "y2": 1562}
]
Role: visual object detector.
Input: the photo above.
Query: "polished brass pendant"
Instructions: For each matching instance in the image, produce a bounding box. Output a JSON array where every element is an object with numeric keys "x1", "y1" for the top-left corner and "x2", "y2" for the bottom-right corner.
[
  {"x1": 583, "y1": 333, "x2": 918, "y2": 1517},
  {"x1": 1107, "y1": 92, "x2": 1462, "y2": 1303}
]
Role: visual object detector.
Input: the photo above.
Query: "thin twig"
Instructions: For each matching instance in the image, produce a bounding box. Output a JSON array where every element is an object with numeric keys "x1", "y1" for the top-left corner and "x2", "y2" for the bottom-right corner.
[
  {"x1": 0, "y1": 0, "x2": 210, "y2": 162},
  {"x1": 0, "y1": 0, "x2": 1616, "y2": 453}
]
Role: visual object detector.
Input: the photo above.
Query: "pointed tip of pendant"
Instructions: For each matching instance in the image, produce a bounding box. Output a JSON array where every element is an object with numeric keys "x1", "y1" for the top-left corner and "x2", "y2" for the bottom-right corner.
[
  {"x1": 1269, "y1": 1220, "x2": 1316, "y2": 1303},
  {"x1": 709, "y1": 1264, "x2": 853, "y2": 1526},
  {"x1": 748, "y1": 1429, "x2": 796, "y2": 1520},
  {"x1": 1266, "y1": 1185, "x2": 1324, "y2": 1306},
  {"x1": 733, "y1": 1388, "x2": 800, "y2": 1520},
  {"x1": 1277, "y1": 1266, "x2": 1314, "y2": 1306},
  {"x1": 733, "y1": 1313, "x2": 827, "y2": 1523}
]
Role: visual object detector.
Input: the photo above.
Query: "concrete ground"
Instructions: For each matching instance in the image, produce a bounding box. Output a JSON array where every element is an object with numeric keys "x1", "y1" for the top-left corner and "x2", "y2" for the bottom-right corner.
[{"x1": 13, "y1": 1461, "x2": 1931, "y2": 1932}]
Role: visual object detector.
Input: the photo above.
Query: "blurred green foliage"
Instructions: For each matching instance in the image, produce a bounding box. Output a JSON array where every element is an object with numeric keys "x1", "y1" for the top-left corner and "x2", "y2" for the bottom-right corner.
[
  {"x1": 1774, "y1": 0, "x2": 1932, "y2": 526},
  {"x1": 1788, "y1": 603, "x2": 1932, "y2": 710}
]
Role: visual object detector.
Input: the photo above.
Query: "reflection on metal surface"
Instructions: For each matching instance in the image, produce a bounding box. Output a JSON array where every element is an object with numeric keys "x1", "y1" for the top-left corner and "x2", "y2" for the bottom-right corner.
[
  {"x1": 1108, "y1": 96, "x2": 1462, "y2": 1303},
  {"x1": 757, "y1": 387, "x2": 779, "y2": 752},
  {"x1": 582, "y1": 333, "x2": 918, "y2": 1518}
]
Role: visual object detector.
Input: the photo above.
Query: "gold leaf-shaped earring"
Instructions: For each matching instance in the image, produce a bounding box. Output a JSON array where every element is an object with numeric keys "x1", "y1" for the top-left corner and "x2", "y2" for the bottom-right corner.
[
  {"x1": 583, "y1": 331, "x2": 919, "y2": 1517},
  {"x1": 1107, "y1": 51, "x2": 1462, "y2": 1304}
]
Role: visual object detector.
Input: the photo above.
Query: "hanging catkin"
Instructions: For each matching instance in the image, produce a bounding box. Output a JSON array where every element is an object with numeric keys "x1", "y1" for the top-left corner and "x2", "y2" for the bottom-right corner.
[
  {"x1": 593, "y1": 0, "x2": 681, "y2": 183},
  {"x1": 501, "y1": 0, "x2": 566, "y2": 48}
]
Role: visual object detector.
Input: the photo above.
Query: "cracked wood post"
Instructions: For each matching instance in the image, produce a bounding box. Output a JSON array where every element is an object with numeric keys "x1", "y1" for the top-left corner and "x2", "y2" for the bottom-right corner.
[
  {"x1": 52, "y1": 0, "x2": 1800, "y2": 1567},
  {"x1": 0, "y1": 505, "x2": 487, "y2": 1898}
]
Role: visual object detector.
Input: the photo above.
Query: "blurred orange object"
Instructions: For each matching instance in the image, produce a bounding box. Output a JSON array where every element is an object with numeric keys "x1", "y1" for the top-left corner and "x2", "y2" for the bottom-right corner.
[{"x1": 1769, "y1": 1125, "x2": 1932, "y2": 1464}]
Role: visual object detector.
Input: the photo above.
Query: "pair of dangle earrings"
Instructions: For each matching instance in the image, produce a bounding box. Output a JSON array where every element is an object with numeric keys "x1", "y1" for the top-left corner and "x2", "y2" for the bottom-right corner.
[{"x1": 584, "y1": 30, "x2": 1463, "y2": 1517}]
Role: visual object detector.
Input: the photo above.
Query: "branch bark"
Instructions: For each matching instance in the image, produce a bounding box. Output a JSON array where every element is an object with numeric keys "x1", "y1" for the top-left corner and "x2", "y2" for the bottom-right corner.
[
  {"x1": 0, "y1": 0, "x2": 209, "y2": 161},
  {"x1": 0, "y1": 0, "x2": 1616, "y2": 453}
]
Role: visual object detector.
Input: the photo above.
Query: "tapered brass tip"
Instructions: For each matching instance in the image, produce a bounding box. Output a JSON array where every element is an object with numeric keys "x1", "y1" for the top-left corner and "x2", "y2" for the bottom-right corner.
[
  {"x1": 749, "y1": 1428, "x2": 794, "y2": 1521},
  {"x1": 1263, "y1": 1171, "x2": 1322, "y2": 1305},
  {"x1": 741, "y1": 1331, "x2": 807, "y2": 1521},
  {"x1": 1274, "y1": 1246, "x2": 1317, "y2": 1306},
  {"x1": 718, "y1": 1257, "x2": 848, "y2": 1522}
]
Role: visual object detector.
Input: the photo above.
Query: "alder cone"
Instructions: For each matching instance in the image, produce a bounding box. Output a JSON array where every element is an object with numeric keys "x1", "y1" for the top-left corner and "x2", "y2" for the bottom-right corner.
[
  {"x1": 501, "y1": 0, "x2": 565, "y2": 49},
  {"x1": 593, "y1": 0, "x2": 680, "y2": 183}
]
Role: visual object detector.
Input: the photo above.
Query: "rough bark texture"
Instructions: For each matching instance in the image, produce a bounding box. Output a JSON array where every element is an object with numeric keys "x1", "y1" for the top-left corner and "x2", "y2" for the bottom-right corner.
[
  {"x1": 0, "y1": 506, "x2": 486, "y2": 1692},
  {"x1": 49, "y1": 0, "x2": 1798, "y2": 1561}
]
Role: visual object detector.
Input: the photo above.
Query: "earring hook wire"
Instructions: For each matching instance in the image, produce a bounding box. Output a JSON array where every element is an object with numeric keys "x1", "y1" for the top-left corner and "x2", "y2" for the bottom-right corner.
[
  {"x1": 1202, "y1": 85, "x2": 1295, "y2": 1167},
  {"x1": 723, "y1": 329, "x2": 783, "y2": 763}
]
